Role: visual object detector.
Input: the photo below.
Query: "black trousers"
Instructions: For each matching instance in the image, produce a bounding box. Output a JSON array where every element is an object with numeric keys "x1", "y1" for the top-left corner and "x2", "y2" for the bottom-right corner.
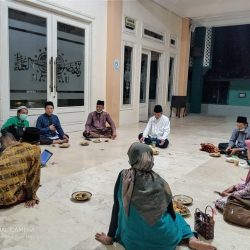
[
  {"x1": 138, "y1": 133, "x2": 169, "y2": 148},
  {"x1": 218, "y1": 142, "x2": 248, "y2": 160},
  {"x1": 39, "y1": 134, "x2": 69, "y2": 145}
]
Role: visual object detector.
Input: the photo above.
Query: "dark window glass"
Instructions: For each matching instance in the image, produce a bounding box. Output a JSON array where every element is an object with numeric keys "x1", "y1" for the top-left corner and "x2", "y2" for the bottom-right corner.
[
  {"x1": 202, "y1": 81, "x2": 229, "y2": 104},
  {"x1": 170, "y1": 39, "x2": 176, "y2": 45},
  {"x1": 144, "y1": 29, "x2": 163, "y2": 41},
  {"x1": 123, "y1": 46, "x2": 133, "y2": 105}
]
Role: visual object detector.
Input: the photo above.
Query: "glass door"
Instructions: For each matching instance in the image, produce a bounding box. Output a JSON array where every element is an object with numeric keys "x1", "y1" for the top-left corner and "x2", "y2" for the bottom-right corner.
[
  {"x1": 8, "y1": 6, "x2": 89, "y2": 115},
  {"x1": 139, "y1": 50, "x2": 151, "y2": 121}
]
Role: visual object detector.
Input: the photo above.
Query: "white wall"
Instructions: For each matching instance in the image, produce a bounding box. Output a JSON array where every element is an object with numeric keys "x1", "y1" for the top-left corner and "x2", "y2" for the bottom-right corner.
[{"x1": 120, "y1": 0, "x2": 182, "y2": 125}]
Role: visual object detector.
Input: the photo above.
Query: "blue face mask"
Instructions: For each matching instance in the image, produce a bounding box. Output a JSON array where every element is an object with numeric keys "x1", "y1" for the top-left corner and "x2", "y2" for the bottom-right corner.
[{"x1": 19, "y1": 114, "x2": 28, "y2": 121}]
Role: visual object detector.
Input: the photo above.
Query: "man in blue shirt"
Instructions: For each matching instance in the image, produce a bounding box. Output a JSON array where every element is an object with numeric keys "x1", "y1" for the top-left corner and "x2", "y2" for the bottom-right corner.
[
  {"x1": 219, "y1": 116, "x2": 250, "y2": 158},
  {"x1": 36, "y1": 101, "x2": 69, "y2": 145}
]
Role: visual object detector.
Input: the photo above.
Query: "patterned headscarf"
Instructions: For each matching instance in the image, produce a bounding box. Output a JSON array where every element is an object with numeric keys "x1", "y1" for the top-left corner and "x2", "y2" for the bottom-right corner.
[{"x1": 122, "y1": 142, "x2": 173, "y2": 225}]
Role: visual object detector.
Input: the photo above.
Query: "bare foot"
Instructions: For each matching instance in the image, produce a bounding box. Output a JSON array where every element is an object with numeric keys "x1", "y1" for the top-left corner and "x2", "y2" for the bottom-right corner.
[
  {"x1": 25, "y1": 198, "x2": 39, "y2": 208},
  {"x1": 189, "y1": 237, "x2": 216, "y2": 250},
  {"x1": 95, "y1": 232, "x2": 113, "y2": 245}
]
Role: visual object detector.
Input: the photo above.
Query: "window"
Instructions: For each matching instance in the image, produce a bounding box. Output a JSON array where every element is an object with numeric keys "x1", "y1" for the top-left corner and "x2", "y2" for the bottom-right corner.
[
  {"x1": 140, "y1": 54, "x2": 148, "y2": 103},
  {"x1": 124, "y1": 16, "x2": 136, "y2": 33},
  {"x1": 170, "y1": 35, "x2": 177, "y2": 48},
  {"x1": 167, "y1": 57, "x2": 175, "y2": 101},
  {"x1": 122, "y1": 46, "x2": 133, "y2": 105},
  {"x1": 202, "y1": 81, "x2": 229, "y2": 104},
  {"x1": 143, "y1": 26, "x2": 164, "y2": 43}
]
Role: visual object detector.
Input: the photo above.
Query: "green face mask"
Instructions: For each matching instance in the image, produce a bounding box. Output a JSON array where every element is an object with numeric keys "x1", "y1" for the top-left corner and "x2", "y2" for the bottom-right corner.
[{"x1": 19, "y1": 114, "x2": 28, "y2": 121}]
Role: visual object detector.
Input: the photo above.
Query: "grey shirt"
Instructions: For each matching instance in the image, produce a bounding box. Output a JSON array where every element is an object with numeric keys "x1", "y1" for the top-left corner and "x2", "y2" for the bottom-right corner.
[{"x1": 228, "y1": 127, "x2": 250, "y2": 150}]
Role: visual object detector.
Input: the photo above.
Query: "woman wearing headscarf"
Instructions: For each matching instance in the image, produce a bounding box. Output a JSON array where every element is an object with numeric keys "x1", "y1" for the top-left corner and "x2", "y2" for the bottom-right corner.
[
  {"x1": 95, "y1": 142, "x2": 216, "y2": 250},
  {"x1": 215, "y1": 139, "x2": 250, "y2": 211}
]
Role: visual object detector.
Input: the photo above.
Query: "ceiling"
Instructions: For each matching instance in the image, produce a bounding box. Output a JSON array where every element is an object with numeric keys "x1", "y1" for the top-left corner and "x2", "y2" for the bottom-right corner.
[{"x1": 152, "y1": 0, "x2": 250, "y2": 27}]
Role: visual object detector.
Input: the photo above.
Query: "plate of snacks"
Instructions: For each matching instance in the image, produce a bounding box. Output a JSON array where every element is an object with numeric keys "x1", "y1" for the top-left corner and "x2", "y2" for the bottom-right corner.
[
  {"x1": 71, "y1": 191, "x2": 92, "y2": 201},
  {"x1": 59, "y1": 143, "x2": 70, "y2": 148},
  {"x1": 93, "y1": 139, "x2": 101, "y2": 143},
  {"x1": 149, "y1": 145, "x2": 159, "y2": 155},
  {"x1": 173, "y1": 201, "x2": 191, "y2": 217},
  {"x1": 209, "y1": 152, "x2": 221, "y2": 157},
  {"x1": 173, "y1": 195, "x2": 193, "y2": 205},
  {"x1": 80, "y1": 141, "x2": 90, "y2": 146}
]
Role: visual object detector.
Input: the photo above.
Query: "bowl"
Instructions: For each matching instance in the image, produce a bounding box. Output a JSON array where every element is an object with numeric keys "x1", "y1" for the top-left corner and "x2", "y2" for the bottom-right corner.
[
  {"x1": 173, "y1": 195, "x2": 193, "y2": 205},
  {"x1": 71, "y1": 191, "x2": 92, "y2": 201},
  {"x1": 80, "y1": 141, "x2": 90, "y2": 146},
  {"x1": 59, "y1": 143, "x2": 70, "y2": 148}
]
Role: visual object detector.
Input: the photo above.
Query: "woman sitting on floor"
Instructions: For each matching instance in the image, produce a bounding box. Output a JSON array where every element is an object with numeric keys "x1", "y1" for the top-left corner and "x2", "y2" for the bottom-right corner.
[
  {"x1": 95, "y1": 142, "x2": 216, "y2": 250},
  {"x1": 215, "y1": 139, "x2": 250, "y2": 211}
]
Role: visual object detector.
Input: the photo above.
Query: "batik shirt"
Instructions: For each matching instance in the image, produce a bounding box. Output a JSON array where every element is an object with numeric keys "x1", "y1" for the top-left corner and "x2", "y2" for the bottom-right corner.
[{"x1": 0, "y1": 142, "x2": 41, "y2": 206}]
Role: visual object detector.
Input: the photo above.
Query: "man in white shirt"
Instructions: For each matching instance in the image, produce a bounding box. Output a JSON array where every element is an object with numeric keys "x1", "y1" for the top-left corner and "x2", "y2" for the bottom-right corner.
[{"x1": 138, "y1": 105, "x2": 170, "y2": 148}]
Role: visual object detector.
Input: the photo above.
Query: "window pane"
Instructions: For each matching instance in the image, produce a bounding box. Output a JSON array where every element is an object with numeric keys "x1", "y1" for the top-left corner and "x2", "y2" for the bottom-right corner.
[
  {"x1": 123, "y1": 46, "x2": 133, "y2": 105},
  {"x1": 57, "y1": 22, "x2": 85, "y2": 107},
  {"x1": 140, "y1": 54, "x2": 148, "y2": 103},
  {"x1": 202, "y1": 81, "x2": 229, "y2": 104},
  {"x1": 9, "y1": 9, "x2": 47, "y2": 108}
]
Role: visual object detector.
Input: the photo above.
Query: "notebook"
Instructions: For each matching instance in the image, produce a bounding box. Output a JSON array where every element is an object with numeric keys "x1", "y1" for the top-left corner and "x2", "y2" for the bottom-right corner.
[{"x1": 41, "y1": 149, "x2": 53, "y2": 167}]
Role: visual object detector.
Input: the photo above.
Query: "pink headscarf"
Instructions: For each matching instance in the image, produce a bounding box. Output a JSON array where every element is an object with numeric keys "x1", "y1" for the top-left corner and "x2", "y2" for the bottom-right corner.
[{"x1": 245, "y1": 140, "x2": 250, "y2": 184}]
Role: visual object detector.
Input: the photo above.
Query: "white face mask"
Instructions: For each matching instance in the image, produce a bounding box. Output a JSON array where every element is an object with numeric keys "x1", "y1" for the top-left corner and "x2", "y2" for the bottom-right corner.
[
  {"x1": 239, "y1": 128, "x2": 245, "y2": 132},
  {"x1": 19, "y1": 114, "x2": 28, "y2": 121},
  {"x1": 96, "y1": 110, "x2": 103, "y2": 114}
]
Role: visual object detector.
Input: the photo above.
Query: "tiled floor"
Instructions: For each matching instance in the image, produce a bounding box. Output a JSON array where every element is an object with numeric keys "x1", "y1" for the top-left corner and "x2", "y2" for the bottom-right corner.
[{"x1": 0, "y1": 115, "x2": 249, "y2": 250}]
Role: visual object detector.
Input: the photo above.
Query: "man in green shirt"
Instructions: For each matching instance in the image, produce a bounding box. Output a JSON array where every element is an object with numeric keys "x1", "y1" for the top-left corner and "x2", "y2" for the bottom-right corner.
[{"x1": 1, "y1": 106, "x2": 29, "y2": 140}]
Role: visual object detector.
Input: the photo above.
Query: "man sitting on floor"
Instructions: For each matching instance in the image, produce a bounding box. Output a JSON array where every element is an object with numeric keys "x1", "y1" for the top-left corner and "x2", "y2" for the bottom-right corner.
[
  {"x1": 1, "y1": 106, "x2": 29, "y2": 140},
  {"x1": 36, "y1": 101, "x2": 69, "y2": 145},
  {"x1": 0, "y1": 129, "x2": 41, "y2": 208},
  {"x1": 83, "y1": 100, "x2": 117, "y2": 139},
  {"x1": 218, "y1": 116, "x2": 250, "y2": 158},
  {"x1": 138, "y1": 105, "x2": 170, "y2": 148}
]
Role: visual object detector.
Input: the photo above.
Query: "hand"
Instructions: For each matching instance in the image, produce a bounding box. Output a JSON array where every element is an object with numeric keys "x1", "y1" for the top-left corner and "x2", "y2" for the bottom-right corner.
[
  {"x1": 226, "y1": 146, "x2": 231, "y2": 152},
  {"x1": 159, "y1": 139, "x2": 165, "y2": 146},
  {"x1": 230, "y1": 148, "x2": 240, "y2": 155},
  {"x1": 220, "y1": 191, "x2": 231, "y2": 197},
  {"x1": 95, "y1": 232, "x2": 113, "y2": 245},
  {"x1": 49, "y1": 124, "x2": 56, "y2": 132},
  {"x1": 63, "y1": 134, "x2": 68, "y2": 140},
  {"x1": 140, "y1": 137, "x2": 145, "y2": 143},
  {"x1": 222, "y1": 185, "x2": 235, "y2": 194}
]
